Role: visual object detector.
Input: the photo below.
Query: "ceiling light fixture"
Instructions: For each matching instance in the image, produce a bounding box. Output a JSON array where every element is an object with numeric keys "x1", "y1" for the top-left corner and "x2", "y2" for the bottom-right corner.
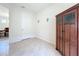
[{"x1": 21, "y1": 6, "x2": 25, "y2": 8}]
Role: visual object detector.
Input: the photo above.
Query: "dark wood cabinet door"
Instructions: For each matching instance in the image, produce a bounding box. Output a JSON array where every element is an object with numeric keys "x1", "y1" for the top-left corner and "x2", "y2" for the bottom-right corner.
[
  {"x1": 56, "y1": 15, "x2": 63, "y2": 54},
  {"x1": 56, "y1": 24, "x2": 59, "y2": 50},
  {"x1": 63, "y1": 9, "x2": 77, "y2": 56},
  {"x1": 63, "y1": 24, "x2": 70, "y2": 56},
  {"x1": 58, "y1": 24, "x2": 63, "y2": 53},
  {"x1": 59, "y1": 25, "x2": 63, "y2": 54},
  {"x1": 76, "y1": 7, "x2": 79, "y2": 56}
]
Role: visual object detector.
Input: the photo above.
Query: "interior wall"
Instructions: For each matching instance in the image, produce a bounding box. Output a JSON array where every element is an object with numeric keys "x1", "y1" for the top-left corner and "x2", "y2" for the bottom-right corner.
[
  {"x1": 5, "y1": 3, "x2": 77, "y2": 45},
  {"x1": 9, "y1": 7, "x2": 35, "y2": 43},
  {"x1": 0, "y1": 5, "x2": 9, "y2": 30},
  {"x1": 36, "y1": 3, "x2": 76, "y2": 46}
]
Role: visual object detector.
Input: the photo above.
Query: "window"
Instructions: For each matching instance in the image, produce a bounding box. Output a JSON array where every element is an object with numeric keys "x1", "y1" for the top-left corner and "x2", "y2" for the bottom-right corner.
[
  {"x1": 56, "y1": 16, "x2": 62, "y2": 24},
  {"x1": 64, "y1": 12, "x2": 75, "y2": 24}
]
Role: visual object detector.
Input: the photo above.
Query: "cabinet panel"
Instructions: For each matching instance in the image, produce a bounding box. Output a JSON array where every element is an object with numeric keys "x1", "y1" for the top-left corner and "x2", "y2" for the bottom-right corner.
[
  {"x1": 56, "y1": 24, "x2": 60, "y2": 50},
  {"x1": 64, "y1": 12, "x2": 75, "y2": 24},
  {"x1": 56, "y1": 15, "x2": 63, "y2": 53},
  {"x1": 56, "y1": 24, "x2": 58, "y2": 50},
  {"x1": 59, "y1": 25, "x2": 63, "y2": 53},
  {"x1": 56, "y1": 16, "x2": 62, "y2": 24},
  {"x1": 64, "y1": 25, "x2": 70, "y2": 56},
  {"x1": 78, "y1": 8, "x2": 79, "y2": 56},
  {"x1": 63, "y1": 9, "x2": 77, "y2": 56},
  {"x1": 70, "y1": 24, "x2": 77, "y2": 56}
]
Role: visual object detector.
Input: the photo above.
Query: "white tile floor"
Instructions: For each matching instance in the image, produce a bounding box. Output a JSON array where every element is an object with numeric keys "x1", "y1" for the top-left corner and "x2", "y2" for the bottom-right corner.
[
  {"x1": 9, "y1": 38, "x2": 61, "y2": 56},
  {"x1": 0, "y1": 37, "x2": 9, "y2": 56}
]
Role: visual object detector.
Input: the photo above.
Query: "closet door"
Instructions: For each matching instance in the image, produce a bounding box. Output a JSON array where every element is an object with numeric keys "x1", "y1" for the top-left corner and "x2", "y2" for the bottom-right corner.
[
  {"x1": 56, "y1": 15, "x2": 63, "y2": 54},
  {"x1": 78, "y1": 8, "x2": 79, "y2": 56},
  {"x1": 63, "y1": 9, "x2": 77, "y2": 56},
  {"x1": 56, "y1": 18, "x2": 59, "y2": 50}
]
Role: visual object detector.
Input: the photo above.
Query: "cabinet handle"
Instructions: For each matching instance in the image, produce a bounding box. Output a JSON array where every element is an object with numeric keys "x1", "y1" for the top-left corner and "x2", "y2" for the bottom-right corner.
[{"x1": 62, "y1": 30, "x2": 65, "y2": 32}]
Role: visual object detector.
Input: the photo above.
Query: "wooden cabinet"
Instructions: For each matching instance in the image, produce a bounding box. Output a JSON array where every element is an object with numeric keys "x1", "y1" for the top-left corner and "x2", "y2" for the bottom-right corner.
[
  {"x1": 56, "y1": 4, "x2": 79, "y2": 56},
  {"x1": 56, "y1": 15, "x2": 63, "y2": 54},
  {"x1": 78, "y1": 7, "x2": 79, "y2": 56}
]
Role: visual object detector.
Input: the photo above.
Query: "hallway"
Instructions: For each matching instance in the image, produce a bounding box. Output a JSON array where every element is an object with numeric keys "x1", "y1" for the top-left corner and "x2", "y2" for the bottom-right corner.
[{"x1": 0, "y1": 3, "x2": 77, "y2": 56}]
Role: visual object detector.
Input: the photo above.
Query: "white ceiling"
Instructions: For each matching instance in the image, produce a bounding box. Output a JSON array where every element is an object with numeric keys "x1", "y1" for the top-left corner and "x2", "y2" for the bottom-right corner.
[
  {"x1": 0, "y1": 3, "x2": 53, "y2": 13},
  {"x1": 0, "y1": 5, "x2": 9, "y2": 17},
  {"x1": 0, "y1": 3, "x2": 76, "y2": 14},
  {"x1": 19, "y1": 3, "x2": 53, "y2": 13}
]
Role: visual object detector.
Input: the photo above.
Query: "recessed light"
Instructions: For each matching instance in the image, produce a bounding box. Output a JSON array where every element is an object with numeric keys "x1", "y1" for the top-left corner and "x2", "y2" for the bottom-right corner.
[{"x1": 21, "y1": 6, "x2": 25, "y2": 8}]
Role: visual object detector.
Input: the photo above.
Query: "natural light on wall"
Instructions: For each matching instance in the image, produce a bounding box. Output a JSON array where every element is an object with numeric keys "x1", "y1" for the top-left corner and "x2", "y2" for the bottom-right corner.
[
  {"x1": 0, "y1": 5, "x2": 9, "y2": 30},
  {"x1": 0, "y1": 16, "x2": 9, "y2": 30},
  {"x1": 1, "y1": 19, "x2": 6, "y2": 24}
]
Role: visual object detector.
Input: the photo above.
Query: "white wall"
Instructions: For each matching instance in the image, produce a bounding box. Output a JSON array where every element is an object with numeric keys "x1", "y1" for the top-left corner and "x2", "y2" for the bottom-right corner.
[
  {"x1": 0, "y1": 5, "x2": 9, "y2": 30},
  {"x1": 0, "y1": 17, "x2": 9, "y2": 30},
  {"x1": 9, "y1": 7, "x2": 35, "y2": 43},
  {"x1": 8, "y1": 3, "x2": 77, "y2": 45},
  {"x1": 36, "y1": 3, "x2": 76, "y2": 46}
]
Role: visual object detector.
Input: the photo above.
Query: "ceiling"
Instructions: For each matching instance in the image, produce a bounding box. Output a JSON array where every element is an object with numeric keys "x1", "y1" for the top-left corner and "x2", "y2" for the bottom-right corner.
[
  {"x1": 0, "y1": 5, "x2": 9, "y2": 17},
  {"x1": 0, "y1": 3, "x2": 53, "y2": 13},
  {"x1": 0, "y1": 3, "x2": 76, "y2": 14}
]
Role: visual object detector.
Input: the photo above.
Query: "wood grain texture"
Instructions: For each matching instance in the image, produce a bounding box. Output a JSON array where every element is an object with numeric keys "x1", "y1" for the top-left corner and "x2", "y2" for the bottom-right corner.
[
  {"x1": 64, "y1": 25, "x2": 70, "y2": 56},
  {"x1": 63, "y1": 9, "x2": 77, "y2": 56},
  {"x1": 78, "y1": 8, "x2": 79, "y2": 56},
  {"x1": 56, "y1": 8, "x2": 78, "y2": 56}
]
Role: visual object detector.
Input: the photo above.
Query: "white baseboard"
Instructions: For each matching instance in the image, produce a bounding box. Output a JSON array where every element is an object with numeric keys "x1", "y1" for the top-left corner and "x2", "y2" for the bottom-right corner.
[
  {"x1": 36, "y1": 35, "x2": 56, "y2": 48},
  {"x1": 9, "y1": 35, "x2": 35, "y2": 44},
  {"x1": 9, "y1": 35, "x2": 56, "y2": 48}
]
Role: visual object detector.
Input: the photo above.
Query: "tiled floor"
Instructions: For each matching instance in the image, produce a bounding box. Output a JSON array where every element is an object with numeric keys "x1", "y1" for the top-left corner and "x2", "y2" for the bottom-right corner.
[
  {"x1": 9, "y1": 38, "x2": 61, "y2": 56},
  {"x1": 0, "y1": 37, "x2": 9, "y2": 56}
]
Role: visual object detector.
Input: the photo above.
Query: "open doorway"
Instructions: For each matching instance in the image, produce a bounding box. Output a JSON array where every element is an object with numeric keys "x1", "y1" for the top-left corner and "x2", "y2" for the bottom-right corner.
[{"x1": 0, "y1": 5, "x2": 9, "y2": 38}]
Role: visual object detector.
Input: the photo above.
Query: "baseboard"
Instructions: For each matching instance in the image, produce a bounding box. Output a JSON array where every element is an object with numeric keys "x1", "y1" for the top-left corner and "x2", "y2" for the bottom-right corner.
[
  {"x1": 9, "y1": 35, "x2": 35, "y2": 44},
  {"x1": 9, "y1": 35, "x2": 56, "y2": 48},
  {"x1": 36, "y1": 36, "x2": 56, "y2": 48}
]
